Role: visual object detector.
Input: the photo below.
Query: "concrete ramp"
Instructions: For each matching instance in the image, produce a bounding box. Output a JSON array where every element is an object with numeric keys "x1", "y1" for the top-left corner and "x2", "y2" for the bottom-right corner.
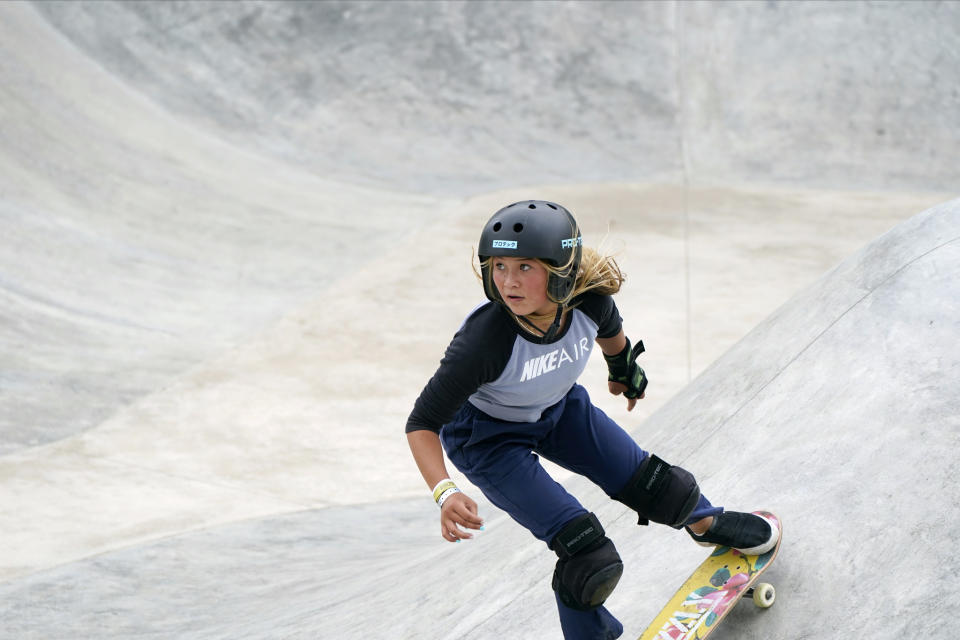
[
  {"x1": 1, "y1": 200, "x2": 956, "y2": 638},
  {"x1": 605, "y1": 197, "x2": 960, "y2": 638}
]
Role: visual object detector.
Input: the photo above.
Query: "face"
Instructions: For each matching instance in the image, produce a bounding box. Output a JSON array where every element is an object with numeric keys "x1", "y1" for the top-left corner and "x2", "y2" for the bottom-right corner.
[{"x1": 491, "y1": 257, "x2": 557, "y2": 317}]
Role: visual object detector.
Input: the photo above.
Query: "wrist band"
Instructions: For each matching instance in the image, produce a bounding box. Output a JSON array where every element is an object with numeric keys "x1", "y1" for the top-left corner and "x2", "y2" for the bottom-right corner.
[
  {"x1": 437, "y1": 487, "x2": 461, "y2": 509},
  {"x1": 432, "y1": 478, "x2": 457, "y2": 503},
  {"x1": 432, "y1": 478, "x2": 461, "y2": 509}
]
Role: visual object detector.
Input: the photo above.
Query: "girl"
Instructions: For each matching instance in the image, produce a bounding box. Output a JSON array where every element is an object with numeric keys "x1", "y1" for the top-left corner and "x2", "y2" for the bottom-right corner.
[{"x1": 406, "y1": 200, "x2": 778, "y2": 640}]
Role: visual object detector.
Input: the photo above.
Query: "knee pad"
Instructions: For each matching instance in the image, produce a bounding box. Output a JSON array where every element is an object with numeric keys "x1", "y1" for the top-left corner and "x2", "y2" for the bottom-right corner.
[
  {"x1": 614, "y1": 453, "x2": 700, "y2": 528},
  {"x1": 550, "y1": 513, "x2": 624, "y2": 611}
]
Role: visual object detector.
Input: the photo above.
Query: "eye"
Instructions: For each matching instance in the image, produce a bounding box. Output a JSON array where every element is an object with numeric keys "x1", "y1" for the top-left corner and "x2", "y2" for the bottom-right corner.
[
  {"x1": 493, "y1": 261, "x2": 505, "y2": 270},
  {"x1": 519, "y1": 263, "x2": 532, "y2": 271}
]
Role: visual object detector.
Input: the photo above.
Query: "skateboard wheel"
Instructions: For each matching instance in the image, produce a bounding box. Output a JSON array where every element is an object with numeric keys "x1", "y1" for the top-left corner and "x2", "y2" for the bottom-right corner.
[{"x1": 752, "y1": 582, "x2": 776, "y2": 608}]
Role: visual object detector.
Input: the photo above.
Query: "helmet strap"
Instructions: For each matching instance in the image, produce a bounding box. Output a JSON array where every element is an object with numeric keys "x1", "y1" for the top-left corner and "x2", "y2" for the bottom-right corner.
[
  {"x1": 515, "y1": 303, "x2": 564, "y2": 343},
  {"x1": 542, "y1": 304, "x2": 564, "y2": 342}
]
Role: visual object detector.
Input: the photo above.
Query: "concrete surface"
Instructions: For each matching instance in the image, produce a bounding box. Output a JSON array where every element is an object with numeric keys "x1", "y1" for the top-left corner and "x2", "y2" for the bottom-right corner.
[{"x1": 1, "y1": 1, "x2": 958, "y2": 639}]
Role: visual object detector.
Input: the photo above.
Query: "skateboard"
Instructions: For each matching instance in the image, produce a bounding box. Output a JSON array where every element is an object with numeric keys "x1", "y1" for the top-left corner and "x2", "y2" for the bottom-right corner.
[{"x1": 638, "y1": 511, "x2": 782, "y2": 640}]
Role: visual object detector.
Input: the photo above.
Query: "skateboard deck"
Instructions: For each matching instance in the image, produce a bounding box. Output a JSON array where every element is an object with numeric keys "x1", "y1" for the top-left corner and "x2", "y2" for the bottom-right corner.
[{"x1": 638, "y1": 511, "x2": 782, "y2": 640}]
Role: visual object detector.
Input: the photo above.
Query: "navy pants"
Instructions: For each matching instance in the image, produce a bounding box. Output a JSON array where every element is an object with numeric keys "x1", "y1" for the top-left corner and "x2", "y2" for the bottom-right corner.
[{"x1": 440, "y1": 384, "x2": 722, "y2": 640}]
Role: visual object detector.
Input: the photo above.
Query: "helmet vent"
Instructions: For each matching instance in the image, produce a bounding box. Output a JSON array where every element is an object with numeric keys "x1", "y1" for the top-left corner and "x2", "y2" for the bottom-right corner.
[
  {"x1": 492, "y1": 222, "x2": 502, "y2": 232},
  {"x1": 513, "y1": 223, "x2": 524, "y2": 233},
  {"x1": 528, "y1": 203, "x2": 536, "y2": 209},
  {"x1": 547, "y1": 203, "x2": 558, "y2": 210}
]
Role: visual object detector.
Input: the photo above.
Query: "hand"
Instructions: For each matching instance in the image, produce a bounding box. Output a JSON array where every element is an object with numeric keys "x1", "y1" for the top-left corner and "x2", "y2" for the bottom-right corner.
[
  {"x1": 602, "y1": 336, "x2": 648, "y2": 408},
  {"x1": 440, "y1": 492, "x2": 483, "y2": 542},
  {"x1": 608, "y1": 379, "x2": 644, "y2": 411}
]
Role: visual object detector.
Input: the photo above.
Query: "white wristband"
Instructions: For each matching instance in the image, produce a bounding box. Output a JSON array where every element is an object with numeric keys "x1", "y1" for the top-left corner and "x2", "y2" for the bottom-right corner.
[{"x1": 436, "y1": 487, "x2": 461, "y2": 509}]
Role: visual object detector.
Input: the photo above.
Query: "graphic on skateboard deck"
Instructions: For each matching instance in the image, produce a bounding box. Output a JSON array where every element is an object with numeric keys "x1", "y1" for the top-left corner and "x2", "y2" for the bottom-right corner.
[{"x1": 638, "y1": 511, "x2": 782, "y2": 640}]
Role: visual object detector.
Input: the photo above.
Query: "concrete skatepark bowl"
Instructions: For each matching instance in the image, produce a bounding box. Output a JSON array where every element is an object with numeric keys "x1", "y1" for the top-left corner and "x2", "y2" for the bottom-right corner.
[{"x1": 1, "y1": 2, "x2": 958, "y2": 638}]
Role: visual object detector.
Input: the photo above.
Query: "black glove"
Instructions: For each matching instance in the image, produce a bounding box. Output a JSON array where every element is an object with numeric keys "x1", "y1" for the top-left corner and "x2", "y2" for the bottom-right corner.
[{"x1": 603, "y1": 338, "x2": 648, "y2": 399}]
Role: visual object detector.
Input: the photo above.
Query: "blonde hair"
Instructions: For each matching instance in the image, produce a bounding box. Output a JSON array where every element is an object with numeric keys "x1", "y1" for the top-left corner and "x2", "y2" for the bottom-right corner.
[
  {"x1": 475, "y1": 246, "x2": 625, "y2": 333},
  {"x1": 555, "y1": 246, "x2": 624, "y2": 301}
]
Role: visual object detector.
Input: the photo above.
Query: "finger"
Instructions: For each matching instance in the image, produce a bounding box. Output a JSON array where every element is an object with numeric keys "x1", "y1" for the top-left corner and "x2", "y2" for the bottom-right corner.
[
  {"x1": 446, "y1": 494, "x2": 483, "y2": 525},
  {"x1": 443, "y1": 519, "x2": 473, "y2": 541},
  {"x1": 457, "y1": 514, "x2": 484, "y2": 529},
  {"x1": 442, "y1": 495, "x2": 484, "y2": 535},
  {"x1": 441, "y1": 524, "x2": 465, "y2": 542},
  {"x1": 627, "y1": 396, "x2": 637, "y2": 412},
  {"x1": 452, "y1": 501, "x2": 484, "y2": 529}
]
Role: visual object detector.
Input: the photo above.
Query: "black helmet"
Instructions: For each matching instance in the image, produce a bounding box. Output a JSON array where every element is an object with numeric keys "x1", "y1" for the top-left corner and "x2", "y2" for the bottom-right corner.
[{"x1": 478, "y1": 200, "x2": 582, "y2": 304}]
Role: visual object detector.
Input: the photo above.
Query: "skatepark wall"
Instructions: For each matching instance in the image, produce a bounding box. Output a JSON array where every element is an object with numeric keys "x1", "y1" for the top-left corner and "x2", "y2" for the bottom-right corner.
[
  {"x1": 5, "y1": 0, "x2": 956, "y2": 451},
  {"x1": 31, "y1": 0, "x2": 960, "y2": 194}
]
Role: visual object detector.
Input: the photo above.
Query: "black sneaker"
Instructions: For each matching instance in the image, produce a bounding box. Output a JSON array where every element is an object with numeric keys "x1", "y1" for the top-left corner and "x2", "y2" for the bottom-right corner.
[{"x1": 686, "y1": 511, "x2": 779, "y2": 555}]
